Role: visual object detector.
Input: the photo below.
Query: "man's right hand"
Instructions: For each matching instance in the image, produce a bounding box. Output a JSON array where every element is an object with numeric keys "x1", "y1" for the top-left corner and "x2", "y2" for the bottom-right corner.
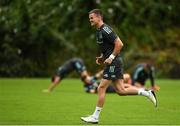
[{"x1": 96, "y1": 54, "x2": 103, "y2": 65}]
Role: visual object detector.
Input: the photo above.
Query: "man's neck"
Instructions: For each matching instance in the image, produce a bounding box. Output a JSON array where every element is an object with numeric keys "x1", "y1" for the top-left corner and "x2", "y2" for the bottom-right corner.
[{"x1": 96, "y1": 21, "x2": 104, "y2": 29}]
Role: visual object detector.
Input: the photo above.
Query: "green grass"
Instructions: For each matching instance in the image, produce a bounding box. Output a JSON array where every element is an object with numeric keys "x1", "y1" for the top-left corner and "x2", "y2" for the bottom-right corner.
[{"x1": 0, "y1": 78, "x2": 180, "y2": 125}]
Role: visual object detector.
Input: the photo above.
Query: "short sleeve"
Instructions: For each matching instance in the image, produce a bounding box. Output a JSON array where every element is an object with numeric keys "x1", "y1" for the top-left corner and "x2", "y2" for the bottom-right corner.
[{"x1": 102, "y1": 26, "x2": 117, "y2": 43}]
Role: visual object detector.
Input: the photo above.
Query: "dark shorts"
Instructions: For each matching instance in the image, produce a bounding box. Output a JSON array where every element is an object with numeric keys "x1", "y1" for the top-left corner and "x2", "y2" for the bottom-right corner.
[{"x1": 103, "y1": 57, "x2": 123, "y2": 81}]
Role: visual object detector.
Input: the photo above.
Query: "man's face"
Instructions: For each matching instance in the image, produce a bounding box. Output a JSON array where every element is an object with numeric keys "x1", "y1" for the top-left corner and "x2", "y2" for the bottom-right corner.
[{"x1": 89, "y1": 13, "x2": 100, "y2": 27}]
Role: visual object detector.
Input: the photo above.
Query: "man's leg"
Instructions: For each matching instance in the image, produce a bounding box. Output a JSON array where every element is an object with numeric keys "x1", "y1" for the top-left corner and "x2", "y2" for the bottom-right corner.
[
  {"x1": 114, "y1": 79, "x2": 139, "y2": 95},
  {"x1": 96, "y1": 79, "x2": 112, "y2": 107},
  {"x1": 80, "y1": 70, "x2": 89, "y2": 77},
  {"x1": 81, "y1": 79, "x2": 111, "y2": 123},
  {"x1": 114, "y1": 79, "x2": 157, "y2": 107}
]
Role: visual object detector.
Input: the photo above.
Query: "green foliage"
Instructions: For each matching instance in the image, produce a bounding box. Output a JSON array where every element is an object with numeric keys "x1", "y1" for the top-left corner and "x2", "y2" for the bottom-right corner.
[{"x1": 0, "y1": 0, "x2": 179, "y2": 78}]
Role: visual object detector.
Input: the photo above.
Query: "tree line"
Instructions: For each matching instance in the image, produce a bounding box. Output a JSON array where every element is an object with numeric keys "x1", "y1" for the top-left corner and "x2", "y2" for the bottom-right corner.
[{"x1": 0, "y1": 0, "x2": 179, "y2": 78}]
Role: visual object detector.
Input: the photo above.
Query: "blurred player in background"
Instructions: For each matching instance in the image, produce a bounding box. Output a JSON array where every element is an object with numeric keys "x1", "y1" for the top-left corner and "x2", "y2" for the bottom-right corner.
[
  {"x1": 42, "y1": 58, "x2": 97, "y2": 93},
  {"x1": 131, "y1": 63, "x2": 160, "y2": 91}
]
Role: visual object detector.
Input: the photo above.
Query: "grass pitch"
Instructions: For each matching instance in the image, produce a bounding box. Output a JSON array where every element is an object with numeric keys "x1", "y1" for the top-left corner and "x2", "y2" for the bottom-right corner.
[{"x1": 0, "y1": 78, "x2": 180, "y2": 125}]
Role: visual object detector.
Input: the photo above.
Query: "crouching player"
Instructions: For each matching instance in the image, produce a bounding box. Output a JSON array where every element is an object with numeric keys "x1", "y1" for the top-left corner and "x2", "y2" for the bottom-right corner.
[
  {"x1": 131, "y1": 63, "x2": 160, "y2": 91},
  {"x1": 42, "y1": 58, "x2": 96, "y2": 93}
]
